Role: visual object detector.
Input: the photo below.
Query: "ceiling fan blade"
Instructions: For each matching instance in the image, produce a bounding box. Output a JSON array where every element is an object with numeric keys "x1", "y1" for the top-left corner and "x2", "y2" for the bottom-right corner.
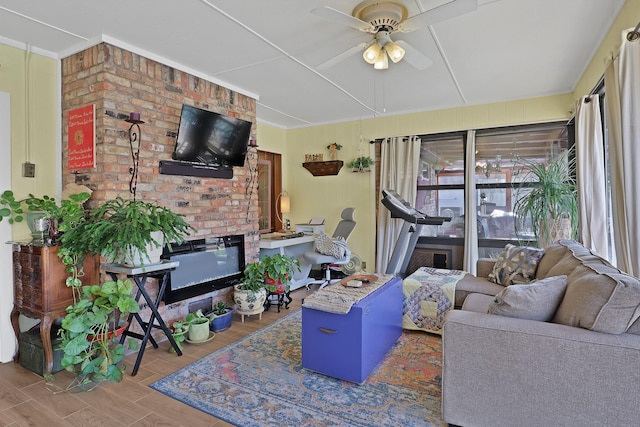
[
  {"x1": 316, "y1": 42, "x2": 369, "y2": 70},
  {"x1": 399, "y1": 0, "x2": 478, "y2": 33},
  {"x1": 311, "y1": 6, "x2": 374, "y2": 33},
  {"x1": 395, "y1": 41, "x2": 434, "y2": 70}
]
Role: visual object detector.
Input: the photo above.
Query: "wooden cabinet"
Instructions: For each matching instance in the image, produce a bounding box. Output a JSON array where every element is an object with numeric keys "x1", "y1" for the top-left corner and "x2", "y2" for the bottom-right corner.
[{"x1": 10, "y1": 244, "x2": 100, "y2": 374}]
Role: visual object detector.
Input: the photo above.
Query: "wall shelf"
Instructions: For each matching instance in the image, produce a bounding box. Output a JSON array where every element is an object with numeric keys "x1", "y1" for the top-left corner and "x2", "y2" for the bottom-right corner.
[{"x1": 302, "y1": 160, "x2": 343, "y2": 176}]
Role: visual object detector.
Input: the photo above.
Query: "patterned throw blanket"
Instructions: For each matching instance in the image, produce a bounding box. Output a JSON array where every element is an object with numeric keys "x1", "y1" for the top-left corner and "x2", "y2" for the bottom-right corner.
[
  {"x1": 302, "y1": 274, "x2": 394, "y2": 314},
  {"x1": 402, "y1": 267, "x2": 467, "y2": 335}
]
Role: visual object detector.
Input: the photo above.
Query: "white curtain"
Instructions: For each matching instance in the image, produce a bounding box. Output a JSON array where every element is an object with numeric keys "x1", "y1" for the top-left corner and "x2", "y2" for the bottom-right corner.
[
  {"x1": 376, "y1": 136, "x2": 421, "y2": 273},
  {"x1": 605, "y1": 28, "x2": 640, "y2": 276},
  {"x1": 575, "y1": 95, "x2": 608, "y2": 258},
  {"x1": 463, "y1": 130, "x2": 478, "y2": 274}
]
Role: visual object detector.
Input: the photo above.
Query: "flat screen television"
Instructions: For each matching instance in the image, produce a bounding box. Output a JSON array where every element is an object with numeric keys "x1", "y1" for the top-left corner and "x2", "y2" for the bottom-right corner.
[{"x1": 172, "y1": 104, "x2": 252, "y2": 167}]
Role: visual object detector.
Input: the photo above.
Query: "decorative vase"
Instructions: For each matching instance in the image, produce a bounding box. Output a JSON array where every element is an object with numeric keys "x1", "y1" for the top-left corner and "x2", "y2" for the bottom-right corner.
[
  {"x1": 208, "y1": 309, "x2": 233, "y2": 332},
  {"x1": 121, "y1": 231, "x2": 164, "y2": 266},
  {"x1": 187, "y1": 319, "x2": 210, "y2": 342},
  {"x1": 233, "y1": 286, "x2": 267, "y2": 317}
]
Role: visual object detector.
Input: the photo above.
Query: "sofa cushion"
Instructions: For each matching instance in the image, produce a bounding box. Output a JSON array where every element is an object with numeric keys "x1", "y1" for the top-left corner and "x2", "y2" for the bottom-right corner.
[
  {"x1": 487, "y1": 244, "x2": 545, "y2": 286},
  {"x1": 454, "y1": 275, "x2": 505, "y2": 308},
  {"x1": 487, "y1": 275, "x2": 568, "y2": 321},
  {"x1": 535, "y1": 242, "x2": 570, "y2": 279},
  {"x1": 552, "y1": 241, "x2": 640, "y2": 334}
]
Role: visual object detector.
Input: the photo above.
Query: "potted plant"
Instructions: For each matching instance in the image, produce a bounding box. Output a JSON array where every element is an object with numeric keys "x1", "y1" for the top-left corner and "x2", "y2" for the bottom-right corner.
[
  {"x1": 56, "y1": 278, "x2": 140, "y2": 391},
  {"x1": 60, "y1": 197, "x2": 196, "y2": 267},
  {"x1": 513, "y1": 149, "x2": 578, "y2": 248},
  {"x1": 184, "y1": 309, "x2": 211, "y2": 342},
  {"x1": 234, "y1": 261, "x2": 269, "y2": 320},
  {"x1": 234, "y1": 254, "x2": 300, "y2": 320},
  {"x1": 327, "y1": 143, "x2": 342, "y2": 160},
  {"x1": 206, "y1": 301, "x2": 233, "y2": 332},
  {"x1": 0, "y1": 190, "x2": 91, "y2": 243},
  {"x1": 346, "y1": 156, "x2": 375, "y2": 173}
]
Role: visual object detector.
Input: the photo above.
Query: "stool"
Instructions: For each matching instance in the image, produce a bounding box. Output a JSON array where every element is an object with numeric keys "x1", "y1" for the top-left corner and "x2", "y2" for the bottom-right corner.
[
  {"x1": 264, "y1": 290, "x2": 292, "y2": 312},
  {"x1": 104, "y1": 260, "x2": 181, "y2": 376}
]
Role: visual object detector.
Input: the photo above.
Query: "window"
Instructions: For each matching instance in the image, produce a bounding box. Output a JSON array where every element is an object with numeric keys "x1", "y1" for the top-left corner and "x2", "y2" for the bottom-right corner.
[
  {"x1": 416, "y1": 122, "x2": 571, "y2": 259},
  {"x1": 475, "y1": 123, "x2": 570, "y2": 256}
]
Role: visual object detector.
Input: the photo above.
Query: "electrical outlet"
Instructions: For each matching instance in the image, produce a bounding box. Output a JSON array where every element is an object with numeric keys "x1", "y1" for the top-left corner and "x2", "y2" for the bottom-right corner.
[
  {"x1": 23, "y1": 162, "x2": 36, "y2": 178},
  {"x1": 362, "y1": 261, "x2": 367, "y2": 270}
]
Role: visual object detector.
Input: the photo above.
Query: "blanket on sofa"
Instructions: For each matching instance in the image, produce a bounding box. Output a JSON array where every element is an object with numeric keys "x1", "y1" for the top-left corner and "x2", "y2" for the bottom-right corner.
[{"x1": 403, "y1": 267, "x2": 467, "y2": 334}]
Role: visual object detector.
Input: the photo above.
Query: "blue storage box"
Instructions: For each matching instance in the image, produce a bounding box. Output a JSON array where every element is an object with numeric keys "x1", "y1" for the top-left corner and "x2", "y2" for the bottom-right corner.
[{"x1": 301, "y1": 276, "x2": 402, "y2": 383}]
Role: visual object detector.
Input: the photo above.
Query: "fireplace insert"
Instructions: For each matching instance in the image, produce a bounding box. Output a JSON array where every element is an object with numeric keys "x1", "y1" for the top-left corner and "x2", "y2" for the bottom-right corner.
[{"x1": 161, "y1": 234, "x2": 245, "y2": 304}]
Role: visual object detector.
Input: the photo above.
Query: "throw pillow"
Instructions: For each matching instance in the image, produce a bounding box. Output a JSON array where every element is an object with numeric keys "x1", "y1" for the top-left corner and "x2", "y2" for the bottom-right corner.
[
  {"x1": 487, "y1": 244, "x2": 545, "y2": 286},
  {"x1": 314, "y1": 232, "x2": 348, "y2": 259},
  {"x1": 487, "y1": 275, "x2": 568, "y2": 322}
]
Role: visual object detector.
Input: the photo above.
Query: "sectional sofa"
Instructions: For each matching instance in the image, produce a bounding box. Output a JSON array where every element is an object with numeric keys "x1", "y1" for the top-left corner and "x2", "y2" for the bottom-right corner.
[{"x1": 441, "y1": 240, "x2": 640, "y2": 427}]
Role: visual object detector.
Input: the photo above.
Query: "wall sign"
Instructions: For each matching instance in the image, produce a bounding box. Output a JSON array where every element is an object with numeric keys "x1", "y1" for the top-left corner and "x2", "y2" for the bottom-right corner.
[{"x1": 67, "y1": 104, "x2": 96, "y2": 170}]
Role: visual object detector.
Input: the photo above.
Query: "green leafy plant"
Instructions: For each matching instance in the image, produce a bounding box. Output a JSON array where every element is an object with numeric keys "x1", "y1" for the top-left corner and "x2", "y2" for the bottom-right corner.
[
  {"x1": 326, "y1": 143, "x2": 343, "y2": 150},
  {"x1": 169, "y1": 309, "x2": 210, "y2": 350},
  {"x1": 513, "y1": 149, "x2": 578, "y2": 246},
  {"x1": 347, "y1": 156, "x2": 375, "y2": 171},
  {"x1": 0, "y1": 190, "x2": 90, "y2": 224},
  {"x1": 60, "y1": 197, "x2": 196, "y2": 266},
  {"x1": 239, "y1": 254, "x2": 300, "y2": 293},
  {"x1": 209, "y1": 301, "x2": 231, "y2": 317},
  {"x1": 55, "y1": 279, "x2": 140, "y2": 391}
]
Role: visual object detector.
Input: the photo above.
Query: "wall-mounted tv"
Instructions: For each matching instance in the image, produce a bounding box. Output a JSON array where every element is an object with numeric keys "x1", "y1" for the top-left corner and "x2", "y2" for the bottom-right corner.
[{"x1": 172, "y1": 104, "x2": 252, "y2": 167}]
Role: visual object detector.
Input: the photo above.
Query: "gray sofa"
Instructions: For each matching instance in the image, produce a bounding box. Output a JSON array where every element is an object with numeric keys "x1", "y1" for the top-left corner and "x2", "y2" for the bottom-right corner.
[{"x1": 441, "y1": 240, "x2": 640, "y2": 427}]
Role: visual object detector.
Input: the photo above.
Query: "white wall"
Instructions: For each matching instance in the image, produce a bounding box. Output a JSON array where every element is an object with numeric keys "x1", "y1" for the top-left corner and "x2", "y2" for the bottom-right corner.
[{"x1": 0, "y1": 92, "x2": 16, "y2": 362}]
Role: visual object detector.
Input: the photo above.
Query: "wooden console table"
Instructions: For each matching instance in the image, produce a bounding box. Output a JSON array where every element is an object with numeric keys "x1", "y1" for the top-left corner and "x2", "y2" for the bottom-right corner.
[{"x1": 10, "y1": 243, "x2": 100, "y2": 374}]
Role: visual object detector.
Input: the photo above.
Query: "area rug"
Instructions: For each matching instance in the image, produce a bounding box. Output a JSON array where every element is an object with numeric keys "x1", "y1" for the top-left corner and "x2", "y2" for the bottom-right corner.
[{"x1": 150, "y1": 310, "x2": 445, "y2": 427}]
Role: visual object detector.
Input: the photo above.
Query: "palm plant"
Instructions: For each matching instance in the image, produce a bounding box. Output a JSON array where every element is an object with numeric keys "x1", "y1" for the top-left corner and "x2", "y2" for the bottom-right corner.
[{"x1": 513, "y1": 149, "x2": 578, "y2": 247}]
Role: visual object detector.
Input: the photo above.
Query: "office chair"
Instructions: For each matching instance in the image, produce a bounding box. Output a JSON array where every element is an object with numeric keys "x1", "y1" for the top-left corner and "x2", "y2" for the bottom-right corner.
[{"x1": 304, "y1": 208, "x2": 356, "y2": 289}]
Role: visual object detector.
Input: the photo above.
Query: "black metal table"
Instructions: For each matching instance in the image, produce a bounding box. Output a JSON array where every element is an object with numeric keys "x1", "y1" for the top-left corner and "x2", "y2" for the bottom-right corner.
[{"x1": 104, "y1": 260, "x2": 181, "y2": 376}]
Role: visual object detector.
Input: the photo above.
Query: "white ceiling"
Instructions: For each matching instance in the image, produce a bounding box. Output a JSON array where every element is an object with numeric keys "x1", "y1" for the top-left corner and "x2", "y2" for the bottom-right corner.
[{"x1": 0, "y1": 0, "x2": 626, "y2": 129}]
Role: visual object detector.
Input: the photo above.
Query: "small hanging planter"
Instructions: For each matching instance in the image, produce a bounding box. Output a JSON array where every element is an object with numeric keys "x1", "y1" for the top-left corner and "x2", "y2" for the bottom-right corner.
[{"x1": 347, "y1": 156, "x2": 374, "y2": 173}]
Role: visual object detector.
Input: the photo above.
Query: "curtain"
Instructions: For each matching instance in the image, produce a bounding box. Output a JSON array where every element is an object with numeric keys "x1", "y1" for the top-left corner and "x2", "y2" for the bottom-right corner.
[
  {"x1": 575, "y1": 95, "x2": 608, "y2": 258},
  {"x1": 463, "y1": 130, "x2": 478, "y2": 274},
  {"x1": 376, "y1": 136, "x2": 421, "y2": 273},
  {"x1": 605, "y1": 28, "x2": 640, "y2": 276}
]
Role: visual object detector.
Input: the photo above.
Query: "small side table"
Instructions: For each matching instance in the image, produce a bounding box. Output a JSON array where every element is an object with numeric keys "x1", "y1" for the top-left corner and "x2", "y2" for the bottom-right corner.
[{"x1": 103, "y1": 261, "x2": 181, "y2": 376}]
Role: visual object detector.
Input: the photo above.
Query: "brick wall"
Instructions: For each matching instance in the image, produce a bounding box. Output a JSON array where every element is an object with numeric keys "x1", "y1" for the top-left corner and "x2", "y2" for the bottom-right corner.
[{"x1": 60, "y1": 43, "x2": 259, "y2": 324}]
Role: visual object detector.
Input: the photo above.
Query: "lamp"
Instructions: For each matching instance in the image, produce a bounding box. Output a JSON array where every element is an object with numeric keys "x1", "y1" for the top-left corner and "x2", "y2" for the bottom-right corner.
[
  {"x1": 385, "y1": 41, "x2": 405, "y2": 63},
  {"x1": 363, "y1": 42, "x2": 382, "y2": 64},
  {"x1": 276, "y1": 190, "x2": 291, "y2": 230},
  {"x1": 373, "y1": 48, "x2": 389, "y2": 70},
  {"x1": 364, "y1": 30, "x2": 404, "y2": 70}
]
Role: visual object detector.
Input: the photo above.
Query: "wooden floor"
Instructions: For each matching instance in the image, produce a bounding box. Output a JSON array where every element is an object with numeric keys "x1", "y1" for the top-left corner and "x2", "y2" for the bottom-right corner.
[{"x1": 0, "y1": 288, "x2": 313, "y2": 427}]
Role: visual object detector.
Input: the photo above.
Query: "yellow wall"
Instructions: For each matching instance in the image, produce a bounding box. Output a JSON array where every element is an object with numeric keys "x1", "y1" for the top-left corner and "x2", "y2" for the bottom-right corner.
[
  {"x1": 258, "y1": 93, "x2": 574, "y2": 270},
  {"x1": 0, "y1": 43, "x2": 59, "y2": 240},
  {"x1": 573, "y1": 0, "x2": 640, "y2": 100}
]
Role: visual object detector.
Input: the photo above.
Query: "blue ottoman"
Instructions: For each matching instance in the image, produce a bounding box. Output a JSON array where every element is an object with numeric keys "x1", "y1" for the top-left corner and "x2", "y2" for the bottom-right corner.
[{"x1": 301, "y1": 276, "x2": 402, "y2": 383}]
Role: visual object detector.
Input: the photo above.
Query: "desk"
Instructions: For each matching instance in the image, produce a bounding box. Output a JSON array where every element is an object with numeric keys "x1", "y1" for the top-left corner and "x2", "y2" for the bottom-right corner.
[
  {"x1": 259, "y1": 233, "x2": 316, "y2": 291},
  {"x1": 104, "y1": 261, "x2": 181, "y2": 376}
]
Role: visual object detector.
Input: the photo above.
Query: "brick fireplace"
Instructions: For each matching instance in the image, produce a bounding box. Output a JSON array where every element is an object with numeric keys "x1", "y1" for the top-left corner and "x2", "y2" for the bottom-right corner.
[{"x1": 60, "y1": 43, "x2": 259, "y2": 320}]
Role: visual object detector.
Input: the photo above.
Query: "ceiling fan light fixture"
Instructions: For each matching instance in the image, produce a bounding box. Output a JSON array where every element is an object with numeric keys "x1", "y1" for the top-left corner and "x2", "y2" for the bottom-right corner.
[
  {"x1": 385, "y1": 41, "x2": 405, "y2": 63},
  {"x1": 363, "y1": 42, "x2": 382, "y2": 64},
  {"x1": 373, "y1": 49, "x2": 389, "y2": 69}
]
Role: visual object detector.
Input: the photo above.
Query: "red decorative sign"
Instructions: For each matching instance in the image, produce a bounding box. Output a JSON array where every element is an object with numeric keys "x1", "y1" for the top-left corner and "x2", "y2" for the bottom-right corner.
[{"x1": 67, "y1": 104, "x2": 96, "y2": 170}]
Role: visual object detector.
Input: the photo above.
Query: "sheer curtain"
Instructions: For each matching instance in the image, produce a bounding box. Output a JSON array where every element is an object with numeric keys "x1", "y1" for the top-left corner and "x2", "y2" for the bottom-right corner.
[
  {"x1": 376, "y1": 136, "x2": 421, "y2": 273},
  {"x1": 575, "y1": 95, "x2": 608, "y2": 258},
  {"x1": 605, "y1": 28, "x2": 640, "y2": 276},
  {"x1": 463, "y1": 130, "x2": 478, "y2": 274}
]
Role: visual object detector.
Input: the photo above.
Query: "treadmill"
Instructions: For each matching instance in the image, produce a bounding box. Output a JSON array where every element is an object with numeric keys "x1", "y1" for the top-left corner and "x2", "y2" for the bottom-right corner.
[{"x1": 381, "y1": 189, "x2": 451, "y2": 276}]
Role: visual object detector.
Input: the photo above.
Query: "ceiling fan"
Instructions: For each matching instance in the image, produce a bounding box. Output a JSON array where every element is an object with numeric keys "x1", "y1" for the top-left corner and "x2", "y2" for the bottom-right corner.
[{"x1": 312, "y1": 0, "x2": 477, "y2": 70}]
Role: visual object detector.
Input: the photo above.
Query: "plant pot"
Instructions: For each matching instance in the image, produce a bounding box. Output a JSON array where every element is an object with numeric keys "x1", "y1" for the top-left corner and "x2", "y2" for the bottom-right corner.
[
  {"x1": 87, "y1": 322, "x2": 129, "y2": 342},
  {"x1": 233, "y1": 286, "x2": 267, "y2": 317},
  {"x1": 208, "y1": 309, "x2": 233, "y2": 332},
  {"x1": 187, "y1": 318, "x2": 210, "y2": 342},
  {"x1": 120, "y1": 231, "x2": 164, "y2": 266}
]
